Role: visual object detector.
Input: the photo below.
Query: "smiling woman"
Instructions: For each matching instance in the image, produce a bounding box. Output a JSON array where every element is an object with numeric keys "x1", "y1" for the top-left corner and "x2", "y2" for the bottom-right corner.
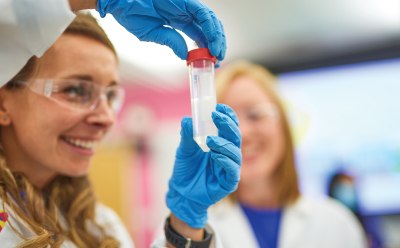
[
  {"x1": 0, "y1": 1, "x2": 243, "y2": 247},
  {"x1": 0, "y1": 13, "x2": 130, "y2": 247},
  {"x1": 4, "y1": 33, "x2": 119, "y2": 185}
]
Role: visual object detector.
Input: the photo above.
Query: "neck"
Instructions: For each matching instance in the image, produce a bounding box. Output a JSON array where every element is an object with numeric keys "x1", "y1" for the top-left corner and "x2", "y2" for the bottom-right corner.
[
  {"x1": 6, "y1": 161, "x2": 55, "y2": 189},
  {"x1": 3, "y1": 145, "x2": 56, "y2": 189},
  {"x1": 68, "y1": 0, "x2": 97, "y2": 11},
  {"x1": 1, "y1": 132, "x2": 55, "y2": 189},
  {"x1": 238, "y1": 177, "x2": 280, "y2": 208}
]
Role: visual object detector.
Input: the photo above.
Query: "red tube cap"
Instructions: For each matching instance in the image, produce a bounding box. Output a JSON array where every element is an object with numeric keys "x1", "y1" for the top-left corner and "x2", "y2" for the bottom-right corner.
[{"x1": 187, "y1": 48, "x2": 217, "y2": 65}]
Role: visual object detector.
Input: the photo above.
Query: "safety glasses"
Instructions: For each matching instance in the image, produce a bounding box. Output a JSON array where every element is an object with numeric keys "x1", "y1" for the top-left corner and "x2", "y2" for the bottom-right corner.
[
  {"x1": 236, "y1": 103, "x2": 279, "y2": 124},
  {"x1": 11, "y1": 79, "x2": 125, "y2": 113}
]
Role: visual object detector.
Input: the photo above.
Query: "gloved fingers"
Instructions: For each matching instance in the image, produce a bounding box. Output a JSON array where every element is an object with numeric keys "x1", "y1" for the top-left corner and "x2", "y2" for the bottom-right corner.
[
  {"x1": 210, "y1": 152, "x2": 240, "y2": 192},
  {"x1": 219, "y1": 21, "x2": 227, "y2": 60},
  {"x1": 96, "y1": 0, "x2": 108, "y2": 18},
  {"x1": 178, "y1": 117, "x2": 200, "y2": 151},
  {"x1": 182, "y1": 23, "x2": 207, "y2": 49},
  {"x1": 186, "y1": 1, "x2": 223, "y2": 57},
  {"x1": 215, "y1": 22, "x2": 226, "y2": 68},
  {"x1": 216, "y1": 104, "x2": 239, "y2": 125},
  {"x1": 207, "y1": 136, "x2": 241, "y2": 165},
  {"x1": 208, "y1": 13, "x2": 225, "y2": 61},
  {"x1": 180, "y1": 116, "x2": 194, "y2": 141},
  {"x1": 212, "y1": 111, "x2": 241, "y2": 148},
  {"x1": 143, "y1": 26, "x2": 189, "y2": 60},
  {"x1": 212, "y1": 104, "x2": 241, "y2": 148},
  {"x1": 186, "y1": 1, "x2": 214, "y2": 38}
]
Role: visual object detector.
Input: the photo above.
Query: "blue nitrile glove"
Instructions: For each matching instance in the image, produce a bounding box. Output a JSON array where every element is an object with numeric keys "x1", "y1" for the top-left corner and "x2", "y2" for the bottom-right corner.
[
  {"x1": 97, "y1": 0, "x2": 226, "y2": 61},
  {"x1": 166, "y1": 104, "x2": 241, "y2": 228}
]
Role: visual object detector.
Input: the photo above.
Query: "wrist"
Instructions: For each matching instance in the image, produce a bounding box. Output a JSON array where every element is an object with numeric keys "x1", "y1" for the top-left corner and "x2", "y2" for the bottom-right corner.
[
  {"x1": 164, "y1": 216, "x2": 213, "y2": 248},
  {"x1": 170, "y1": 214, "x2": 204, "y2": 240},
  {"x1": 166, "y1": 188, "x2": 208, "y2": 228},
  {"x1": 68, "y1": 0, "x2": 97, "y2": 11}
]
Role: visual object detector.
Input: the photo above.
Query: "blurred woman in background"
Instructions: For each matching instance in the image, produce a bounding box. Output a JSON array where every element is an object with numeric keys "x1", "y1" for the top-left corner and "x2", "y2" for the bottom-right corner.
[{"x1": 209, "y1": 61, "x2": 367, "y2": 248}]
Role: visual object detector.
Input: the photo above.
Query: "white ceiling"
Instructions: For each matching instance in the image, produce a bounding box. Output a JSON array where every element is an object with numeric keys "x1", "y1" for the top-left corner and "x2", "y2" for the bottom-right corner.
[
  {"x1": 212, "y1": 0, "x2": 400, "y2": 60},
  {"x1": 92, "y1": 0, "x2": 400, "y2": 85}
]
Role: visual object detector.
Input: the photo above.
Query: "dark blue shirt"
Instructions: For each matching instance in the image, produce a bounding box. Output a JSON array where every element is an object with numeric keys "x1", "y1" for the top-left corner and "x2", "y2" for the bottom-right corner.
[{"x1": 240, "y1": 203, "x2": 282, "y2": 248}]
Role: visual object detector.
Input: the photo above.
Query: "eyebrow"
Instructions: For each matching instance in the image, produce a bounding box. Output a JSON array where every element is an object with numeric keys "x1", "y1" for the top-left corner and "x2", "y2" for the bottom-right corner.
[{"x1": 64, "y1": 74, "x2": 119, "y2": 86}]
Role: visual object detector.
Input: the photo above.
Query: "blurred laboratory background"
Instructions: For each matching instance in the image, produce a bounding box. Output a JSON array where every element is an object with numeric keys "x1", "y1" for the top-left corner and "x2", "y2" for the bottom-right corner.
[{"x1": 86, "y1": 0, "x2": 400, "y2": 247}]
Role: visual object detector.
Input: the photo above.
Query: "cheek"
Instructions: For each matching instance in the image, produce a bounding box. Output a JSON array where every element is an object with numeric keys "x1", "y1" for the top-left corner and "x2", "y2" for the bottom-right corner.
[
  {"x1": 10, "y1": 98, "x2": 81, "y2": 145},
  {"x1": 253, "y1": 125, "x2": 286, "y2": 172},
  {"x1": 247, "y1": 124, "x2": 280, "y2": 153},
  {"x1": 11, "y1": 109, "x2": 60, "y2": 150},
  {"x1": 266, "y1": 124, "x2": 286, "y2": 161}
]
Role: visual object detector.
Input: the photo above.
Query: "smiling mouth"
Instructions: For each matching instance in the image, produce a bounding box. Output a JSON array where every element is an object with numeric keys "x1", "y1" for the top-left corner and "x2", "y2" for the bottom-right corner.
[{"x1": 61, "y1": 136, "x2": 98, "y2": 150}]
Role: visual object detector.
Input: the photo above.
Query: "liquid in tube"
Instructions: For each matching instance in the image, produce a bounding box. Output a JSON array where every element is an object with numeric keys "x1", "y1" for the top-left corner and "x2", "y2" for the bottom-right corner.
[{"x1": 187, "y1": 48, "x2": 217, "y2": 152}]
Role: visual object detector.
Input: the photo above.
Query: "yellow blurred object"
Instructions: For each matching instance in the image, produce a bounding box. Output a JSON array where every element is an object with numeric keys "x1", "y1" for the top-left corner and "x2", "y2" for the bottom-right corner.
[
  {"x1": 89, "y1": 143, "x2": 135, "y2": 228},
  {"x1": 282, "y1": 99, "x2": 310, "y2": 146}
]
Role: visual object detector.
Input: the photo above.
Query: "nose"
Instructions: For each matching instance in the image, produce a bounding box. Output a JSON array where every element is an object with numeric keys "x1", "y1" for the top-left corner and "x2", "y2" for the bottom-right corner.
[{"x1": 86, "y1": 97, "x2": 115, "y2": 128}]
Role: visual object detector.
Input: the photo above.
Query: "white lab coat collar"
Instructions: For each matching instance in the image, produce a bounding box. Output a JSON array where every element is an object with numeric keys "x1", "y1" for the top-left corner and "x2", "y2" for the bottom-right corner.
[
  {"x1": 279, "y1": 197, "x2": 310, "y2": 248},
  {"x1": 209, "y1": 196, "x2": 368, "y2": 248},
  {"x1": 209, "y1": 198, "x2": 310, "y2": 248},
  {"x1": 209, "y1": 200, "x2": 259, "y2": 247}
]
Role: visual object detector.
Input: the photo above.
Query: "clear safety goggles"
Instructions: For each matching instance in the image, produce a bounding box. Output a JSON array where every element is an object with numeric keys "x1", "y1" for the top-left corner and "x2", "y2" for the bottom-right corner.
[
  {"x1": 12, "y1": 79, "x2": 125, "y2": 113},
  {"x1": 236, "y1": 103, "x2": 279, "y2": 124}
]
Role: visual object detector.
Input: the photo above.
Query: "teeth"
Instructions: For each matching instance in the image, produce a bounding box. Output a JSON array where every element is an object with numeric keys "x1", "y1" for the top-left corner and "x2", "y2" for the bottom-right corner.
[{"x1": 64, "y1": 137, "x2": 97, "y2": 149}]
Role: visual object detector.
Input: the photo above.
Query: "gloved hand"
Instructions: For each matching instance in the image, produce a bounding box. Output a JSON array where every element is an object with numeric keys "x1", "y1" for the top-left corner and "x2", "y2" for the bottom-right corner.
[
  {"x1": 166, "y1": 104, "x2": 241, "y2": 228},
  {"x1": 97, "y1": 0, "x2": 226, "y2": 61}
]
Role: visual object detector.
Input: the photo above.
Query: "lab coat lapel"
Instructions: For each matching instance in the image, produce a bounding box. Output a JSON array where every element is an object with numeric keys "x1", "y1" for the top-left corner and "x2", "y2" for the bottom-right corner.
[
  {"x1": 279, "y1": 197, "x2": 310, "y2": 248},
  {"x1": 210, "y1": 202, "x2": 259, "y2": 247}
]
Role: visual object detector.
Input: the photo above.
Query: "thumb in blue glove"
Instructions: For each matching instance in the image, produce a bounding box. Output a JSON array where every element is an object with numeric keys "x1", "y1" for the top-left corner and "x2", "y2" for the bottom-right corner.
[
  {"x1": 97, "y1": 0, "x2": 226, "y2": 61},
  {"x1": 166, "y1": 104, "x2": 241, "y2": 228}
]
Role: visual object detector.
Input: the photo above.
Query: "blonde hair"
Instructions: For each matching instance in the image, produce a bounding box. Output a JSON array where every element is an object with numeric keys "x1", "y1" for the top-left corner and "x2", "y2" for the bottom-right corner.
[
  {"x1": 216, "y1": 60, "x2": 300, "y2": 206},
  {"x1": 0, "y1": 13, "x2": 120, "y2": 247}
]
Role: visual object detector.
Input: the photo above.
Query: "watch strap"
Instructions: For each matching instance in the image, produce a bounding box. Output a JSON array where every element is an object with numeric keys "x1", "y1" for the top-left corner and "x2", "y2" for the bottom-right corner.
[{"x1": 164, "y1": 217, "x2": 213, "y2": 248}]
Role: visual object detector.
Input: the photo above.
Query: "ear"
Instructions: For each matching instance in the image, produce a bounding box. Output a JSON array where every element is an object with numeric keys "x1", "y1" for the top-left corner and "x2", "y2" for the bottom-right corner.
[{"x1": 0, "y1": 88, "x2": 12, "y2": 126}]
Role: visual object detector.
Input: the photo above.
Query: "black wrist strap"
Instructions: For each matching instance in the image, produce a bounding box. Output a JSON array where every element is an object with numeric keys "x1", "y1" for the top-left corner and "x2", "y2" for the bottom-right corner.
[{"x1": 164, "y1": 217, "x2": 213, "y2": 248}]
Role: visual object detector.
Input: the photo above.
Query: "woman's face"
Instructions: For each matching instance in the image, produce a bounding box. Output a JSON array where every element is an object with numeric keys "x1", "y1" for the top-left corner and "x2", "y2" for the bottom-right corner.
[
  {"x1": 222, "y1": 76, "x2": 286, "y2": 185},
  {"x1": 0, "y1": 34, "x2": 119, "y2": 187}
]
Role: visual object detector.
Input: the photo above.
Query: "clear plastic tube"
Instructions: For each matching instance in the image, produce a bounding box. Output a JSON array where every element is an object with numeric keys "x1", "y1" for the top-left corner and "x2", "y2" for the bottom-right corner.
[{"x1": 187, "y1": 48, "x2": 217, "y2": 152}]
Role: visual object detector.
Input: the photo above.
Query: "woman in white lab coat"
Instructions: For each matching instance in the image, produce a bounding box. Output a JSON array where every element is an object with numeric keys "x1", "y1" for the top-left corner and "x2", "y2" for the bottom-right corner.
[
  {"x1": 209, "y1": 61, "x2": 368, "y2": 248},
  {"x1": 0, "y1": 1, "x2": 240, "y2": 247},
  {"x1": 0, "y1": 10, "x2": 241, "y2": 247},
  {"x1": 0, "y1": 13, "x2": 134, "y2": 247}
]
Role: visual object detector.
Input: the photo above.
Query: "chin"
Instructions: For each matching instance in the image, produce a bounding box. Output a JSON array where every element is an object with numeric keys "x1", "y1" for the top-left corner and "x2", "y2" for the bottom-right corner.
[
  {"x1": 61, "y1": 171, "x2": 88, "y2": 178},
  {"x1": 63, "y1": 165, "x2": 91, "y2": 177},
  {"x1": 242, "y1": 163, "x2": 269, "y2": 179},
  {"x1": 241, "y1": 168, "x2": 259, "y2": 182}
]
